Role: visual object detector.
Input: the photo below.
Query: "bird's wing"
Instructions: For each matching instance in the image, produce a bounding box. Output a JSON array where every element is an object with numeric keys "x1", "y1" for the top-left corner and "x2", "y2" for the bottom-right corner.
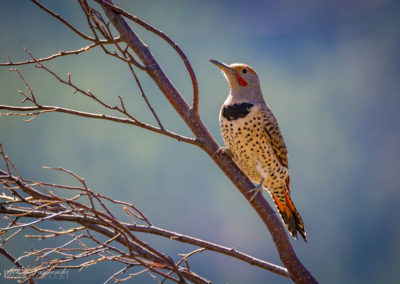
[
  {"x1": 260, "y1": 107, "x2": 289, "y2": 168},
  {"x1": 260, "y1": 106, "x2": 291, "y2": 191}
]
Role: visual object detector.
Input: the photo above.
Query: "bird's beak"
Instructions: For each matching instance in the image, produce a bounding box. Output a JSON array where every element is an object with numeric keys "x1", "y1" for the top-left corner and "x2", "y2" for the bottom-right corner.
[{"x1": 210, "y1": 59, "x2": 234, "y2": 73}]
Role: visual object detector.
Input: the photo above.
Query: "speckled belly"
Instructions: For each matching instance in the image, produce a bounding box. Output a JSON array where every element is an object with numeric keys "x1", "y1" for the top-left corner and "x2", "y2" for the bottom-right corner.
[{"x1": 219, "y1": 109, "x2": 288, "y2": 191}]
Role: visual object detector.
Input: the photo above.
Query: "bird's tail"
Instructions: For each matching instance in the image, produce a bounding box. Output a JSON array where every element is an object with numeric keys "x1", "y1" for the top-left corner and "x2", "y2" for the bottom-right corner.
[{"x1": 272, "y1": 190, "x2": 307, "y2": 242}]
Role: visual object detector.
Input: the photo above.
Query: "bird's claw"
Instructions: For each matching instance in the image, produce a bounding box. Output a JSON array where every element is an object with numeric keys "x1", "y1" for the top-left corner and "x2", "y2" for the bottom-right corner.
[
  {"x1": 248, "y1": 178, "x2": 264, "y2": 202},
  {"x1": 215, "y1": 147, "x2": 232, "y2": 157}
]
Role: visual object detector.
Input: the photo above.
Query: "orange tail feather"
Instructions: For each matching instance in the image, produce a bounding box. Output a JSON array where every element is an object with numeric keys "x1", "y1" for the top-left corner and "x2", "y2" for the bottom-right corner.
[{"x1": 272, "y1": 190, "x2": 307, "y2": 242}]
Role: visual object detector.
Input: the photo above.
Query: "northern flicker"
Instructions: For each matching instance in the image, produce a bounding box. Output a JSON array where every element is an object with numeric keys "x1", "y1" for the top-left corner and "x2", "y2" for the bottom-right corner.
[{"x1": 211, "y1": 59, "x2": 307, "y2": 241}]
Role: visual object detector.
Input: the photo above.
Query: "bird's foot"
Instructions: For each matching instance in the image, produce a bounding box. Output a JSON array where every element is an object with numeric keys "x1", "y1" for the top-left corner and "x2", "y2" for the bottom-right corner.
[
  {"x1": 214, "y1": 147, "x2": 232, "y2": 157},
  {"x1": 248, "y1": 178, "x2": 264, "y2": 202}
]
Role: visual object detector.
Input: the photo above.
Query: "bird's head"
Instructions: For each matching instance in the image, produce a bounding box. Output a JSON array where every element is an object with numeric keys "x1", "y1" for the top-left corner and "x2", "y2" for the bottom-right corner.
[{"x1": 210, "y1": 59, "x2": 260, "y2": 90}]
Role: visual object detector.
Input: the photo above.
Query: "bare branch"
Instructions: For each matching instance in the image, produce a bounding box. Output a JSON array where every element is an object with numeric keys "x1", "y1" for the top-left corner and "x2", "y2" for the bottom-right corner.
[
  {"x1": 0, "y1": 104, "x2": 197, "y2": 145},
  {"x1": 126, "y1": 224, "x2": 290, "y2": 278},
  {"x1": 0, "y1": 248, "x2": 36, "y2": 284},
  {"x1": 10, "y1": 68, "x2": 37, "y2": 104},
  {"x1": 0, "y1": 200, "x2": 290, "y2": 278},
  {"x1": 177, "y1": 248, "x2": 205, "y2": 268},
  {"x1": 103, "y1": 264, "x2": 136, "y2": 284},
  {"x1": 93, "y1": 15, "x2": 164, "y2": 128},
  {"x1": 2, "y1": 48, "x2": 197, "y2": 145},
  {"x1": 0, "y1": 150, "x2": 208, "y2": 283},
  {"x1": 126, "y1": 60, "x2": 164, "y2": 130},
  {"x1": 0, "y1": 44, "x2": 97, "y2": 66},
  {"x1": 93, "y1": 0, "x2": 199, "y2": 114},
  {"x1": 79, "y1": 3, "x2": 149, "y2": 71},
  {"x1": 31, "y1": 0, "x2": 94, "y2": 41},
  {"x1": 0, "y1": 147, "x2": 290, "y2": 281}
]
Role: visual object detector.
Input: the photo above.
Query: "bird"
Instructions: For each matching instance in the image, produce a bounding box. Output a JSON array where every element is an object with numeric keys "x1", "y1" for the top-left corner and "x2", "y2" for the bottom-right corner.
[{"x1": 210, "y1": 59, "x2": 307, "y2": 241}]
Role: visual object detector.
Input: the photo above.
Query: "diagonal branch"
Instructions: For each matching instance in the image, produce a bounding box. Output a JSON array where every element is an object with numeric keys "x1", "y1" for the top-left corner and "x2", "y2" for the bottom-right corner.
[
  {"x1": 31, "y1": 0, "x2": 94, "y2": 41},
  {"x1": 127, "y1": 62, "x2": 164, "y2": 129},
  {"x1": 0, "y1": 248, "x2": 36, "y2": 284},
  {"x1": 125, "y1": 224, "x2": 290, "y2": 278}
]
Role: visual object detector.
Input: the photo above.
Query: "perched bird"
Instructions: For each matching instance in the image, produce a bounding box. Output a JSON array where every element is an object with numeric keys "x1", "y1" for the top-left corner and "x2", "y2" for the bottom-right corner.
[{"x1": 211, "y1": 59, "x2": 307, "y2": 241}]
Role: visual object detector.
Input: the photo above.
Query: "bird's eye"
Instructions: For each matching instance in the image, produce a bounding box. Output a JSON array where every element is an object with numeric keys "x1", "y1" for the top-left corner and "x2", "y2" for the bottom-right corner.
[{"x1": 242, "y1": 68, "x2": 247, "y2": 74}]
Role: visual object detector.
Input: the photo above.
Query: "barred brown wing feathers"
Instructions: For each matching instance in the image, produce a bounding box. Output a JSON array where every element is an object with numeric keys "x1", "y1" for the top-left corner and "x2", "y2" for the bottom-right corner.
[{"x1": 261, "y1": 107, "x2": 289, "y2": 169}]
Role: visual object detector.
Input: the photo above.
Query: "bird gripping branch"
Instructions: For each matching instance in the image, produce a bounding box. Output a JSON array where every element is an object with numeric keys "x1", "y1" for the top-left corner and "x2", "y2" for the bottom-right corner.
[{"x1": 211, "y1": 59, "x2": 307, "y2": 241}]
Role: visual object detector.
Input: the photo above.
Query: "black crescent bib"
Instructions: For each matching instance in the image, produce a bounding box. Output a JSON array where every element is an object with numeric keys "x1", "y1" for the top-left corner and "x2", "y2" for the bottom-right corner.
[{"x1": 222, "y1": 103, "x2": 254, "y2": 121}]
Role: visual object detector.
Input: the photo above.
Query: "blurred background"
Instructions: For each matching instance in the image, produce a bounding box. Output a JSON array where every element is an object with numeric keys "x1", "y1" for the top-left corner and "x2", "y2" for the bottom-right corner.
[{"x1": 1, "y1": 0, "x2": 399, "y2": 283}]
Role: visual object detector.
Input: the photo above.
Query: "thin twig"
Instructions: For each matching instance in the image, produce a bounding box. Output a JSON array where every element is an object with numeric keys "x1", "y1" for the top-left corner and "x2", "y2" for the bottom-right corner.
[
  {"x1": 103, "y1": 264, "x2": 135, "y2": 284},
  {"x1": 126, "y1": 62, "x2": 164, "y2": 130},
  {"x1": 79, "y1": 3, "x2": 148, "y2": 70},
  {"x1": 126, "y1": 224, "x2": 290, "y2": 278},
  {"x1": 0, "y1": 44, "x2": 98, "y2": 66},
  {"x1": 0, "y1": 248, "x2": 36, "y2": 284},
  {"x1": 20, "y1": 48, "x2": 196, "y2": 145},
  {"x1": 94, "y1": 0, "x2": 199, "y2": 114},
  {"x1": 10, "y1": 69, "x2": 37, "y2": 103},
  {"x1": 0, "y1": 104, "x2": 197, "y2": 145},
  {"x1": 31, "y1": 0, "x2": 94, "y2": 41},
  {"x1": 90, "y1": 8, "x2": 163, "y2": 129}
]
